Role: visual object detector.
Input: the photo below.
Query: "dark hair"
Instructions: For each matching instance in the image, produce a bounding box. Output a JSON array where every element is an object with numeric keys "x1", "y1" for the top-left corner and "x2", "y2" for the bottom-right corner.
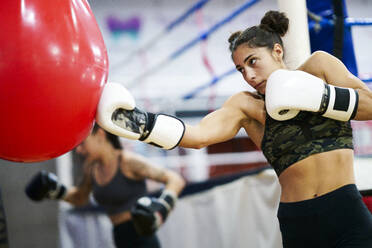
[
  {"x1": 92, "y1": 123, "x2": 123, "y2": 150},
  {"x1": 228, "y1": 11, "x2": 289, "y2": 53}
]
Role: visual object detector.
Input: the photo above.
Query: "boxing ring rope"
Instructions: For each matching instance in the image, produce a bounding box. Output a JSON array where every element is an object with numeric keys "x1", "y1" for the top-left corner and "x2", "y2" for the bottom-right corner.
[
  {"x1": 308, "y1": 15, "x2": 372, "y2": 30},
  {"x1": 125, "y1": 0, "x2": 261, "y2": 89},
  {"x1": 182, "y1": 67, "x2": 236, "y2": 100},
  {"x1": 110, "y1": 0, "x2": 211, "y2": 72}
]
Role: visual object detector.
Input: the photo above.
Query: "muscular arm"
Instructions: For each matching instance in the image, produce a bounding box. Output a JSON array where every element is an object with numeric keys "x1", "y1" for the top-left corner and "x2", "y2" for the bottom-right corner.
[
  {"x1": 303, "y1": 51, "x2": 372, "y2": 120},
  {"x1": 125, "y1": 151, "x2": 185, "y2": 195},
  {"x1": 180, "y1": 91, "x2": 265, "y2": 149}
]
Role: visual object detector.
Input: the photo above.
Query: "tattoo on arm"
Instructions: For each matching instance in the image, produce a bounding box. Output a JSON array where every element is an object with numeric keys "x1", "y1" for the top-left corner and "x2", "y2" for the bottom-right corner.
[{"x1": 129, "y1": 156, "x2": 167, "y2": 183}]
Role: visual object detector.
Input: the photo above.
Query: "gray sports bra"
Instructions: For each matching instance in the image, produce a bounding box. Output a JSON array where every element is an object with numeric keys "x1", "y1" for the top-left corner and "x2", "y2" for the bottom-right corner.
[{"x1": 92, "y1": 155, "x2": 147, "y2": 215}]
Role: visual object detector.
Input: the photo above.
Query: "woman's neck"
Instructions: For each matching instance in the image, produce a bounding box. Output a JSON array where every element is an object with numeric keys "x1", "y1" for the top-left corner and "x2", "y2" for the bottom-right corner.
[{"x1": 100, "y1": 148, "x2": 121, "y2": 169}]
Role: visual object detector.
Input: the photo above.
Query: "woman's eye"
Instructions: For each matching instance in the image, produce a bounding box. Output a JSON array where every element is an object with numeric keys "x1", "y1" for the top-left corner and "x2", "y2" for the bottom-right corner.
[
  {"x1": 249, "y1": 58, "x2": 256, "y2": 65},
  {"x1": 238, "y1": 68, "x2": 245, "y2": 74}
]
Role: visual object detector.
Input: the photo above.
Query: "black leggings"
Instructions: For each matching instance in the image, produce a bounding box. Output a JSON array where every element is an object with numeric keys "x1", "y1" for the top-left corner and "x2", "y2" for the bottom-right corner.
[
  {"x1": 278, "y1": 184, "x2": 372, "y2": 248},
  {"x1": 113, "y1": 220, "x2": 161, "y2": 248}
]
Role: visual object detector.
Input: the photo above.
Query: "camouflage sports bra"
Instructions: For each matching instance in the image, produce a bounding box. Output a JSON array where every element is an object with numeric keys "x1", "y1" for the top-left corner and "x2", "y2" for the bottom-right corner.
[{"x1": 261, "y1": 111, "x2": 354, "y2": 176}]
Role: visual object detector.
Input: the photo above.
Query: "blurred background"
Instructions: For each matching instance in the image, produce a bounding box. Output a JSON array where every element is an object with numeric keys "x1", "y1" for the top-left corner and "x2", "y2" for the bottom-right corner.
[{"x1": 0, "y1": 0, "x2": 371, "y2": 247}]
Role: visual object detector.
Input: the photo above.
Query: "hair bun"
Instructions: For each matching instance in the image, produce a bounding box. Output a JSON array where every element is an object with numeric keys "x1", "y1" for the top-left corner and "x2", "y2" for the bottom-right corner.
[
  {"x1": 228, "y1": 31, "x2": 242, "y2": 44},
  {"x1": 228, "y1": 31, "x2": 242, "y2": 51},
  {"x1": 259, "y1": 10, "x2": 289, "y2": 37}
]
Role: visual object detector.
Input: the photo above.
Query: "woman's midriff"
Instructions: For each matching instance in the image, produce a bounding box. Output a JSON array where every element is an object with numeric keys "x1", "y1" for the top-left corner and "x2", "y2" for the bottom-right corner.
[
  {"x1": 278, "y1": 149, "x2": 356, "y2": 203},
  {"x1": 109, "y1": 210, "x2": 132, "y2": 226}
]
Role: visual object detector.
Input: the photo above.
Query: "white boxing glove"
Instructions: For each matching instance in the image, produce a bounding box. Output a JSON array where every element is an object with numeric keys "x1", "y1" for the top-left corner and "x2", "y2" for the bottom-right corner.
[
  {"x1": 96, "y1": 82, "x2": 185, "y2": 149},
  {"x1": 265, "y1": 69, "x2": 359, "y2": 121}
]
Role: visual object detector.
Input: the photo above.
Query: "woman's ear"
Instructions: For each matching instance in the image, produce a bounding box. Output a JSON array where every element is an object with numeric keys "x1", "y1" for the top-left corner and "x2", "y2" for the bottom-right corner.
[{"x1": 272, "y1": 43, "x2": 284, "y2": 61}]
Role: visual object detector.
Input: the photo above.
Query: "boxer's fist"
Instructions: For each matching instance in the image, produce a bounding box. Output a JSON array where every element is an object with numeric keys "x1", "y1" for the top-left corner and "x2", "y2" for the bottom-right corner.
[
  {"x1": 265, "y1": 69, "x2": 358, "y2": 121},
  {"x1": 96, "y1": 82, "x2": 185, "y2": 149},
  {"x1": 25, "y1": 170, "x2": 66, "y2": 201},
  {"x1": 131, "y1": 190, "x2": 176, "y2": 236}
]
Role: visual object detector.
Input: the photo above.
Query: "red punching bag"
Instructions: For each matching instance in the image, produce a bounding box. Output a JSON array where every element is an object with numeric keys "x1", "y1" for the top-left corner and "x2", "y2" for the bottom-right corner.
[
  {"x1": 0, "y1": 0, "x2": 109, "y2": 162},
  {"x1": 363, "y1": 196, "x2": 372, "y2": 213}
]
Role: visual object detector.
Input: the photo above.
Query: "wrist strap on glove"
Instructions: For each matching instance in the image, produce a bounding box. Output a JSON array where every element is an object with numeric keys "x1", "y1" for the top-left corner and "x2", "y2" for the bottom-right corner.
[
  {"x1": 42, "y1": 172, "x2": 67, "y2": 200},
  {"x1": 112, "y1": 108, "x2": 185, "y2": 150},
  {"x1": 158, "y1": 189, "x2": 177, "y2": 212},
  {"x1": 320, "y1": 84, "x2": 359, "y2": 121}
]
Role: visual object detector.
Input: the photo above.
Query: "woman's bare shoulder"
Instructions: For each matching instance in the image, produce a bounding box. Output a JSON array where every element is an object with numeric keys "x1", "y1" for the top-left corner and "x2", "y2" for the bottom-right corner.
[
  {"x1": 297, "y1": 51, "x2": 332, "y2": 79},
  {"x1": 225, "y1": 91, "x2": 263, "y2": 106},
  {"x1": 122, "y1": 149, "x2": 141, "y2": 164},
  {"x1": 225, "y1": 91, "x2": 265, "y2": 124},
  {"x1": 121, "y1": 150, "x2": 149, "y2": 179}
]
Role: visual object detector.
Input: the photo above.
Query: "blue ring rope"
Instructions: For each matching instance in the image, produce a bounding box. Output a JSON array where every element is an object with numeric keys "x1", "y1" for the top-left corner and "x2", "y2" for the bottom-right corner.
[
  {"x1": 166, "y1": 0, "x2": 211, "y2": 32},
  {"x1": 309, "y1": 17, "x2": 372, "y2": 31},
  {"x1": 126, "y1": 0, "x2": 260, "y2": 88},
  {"x1": 170, "y1": 0, "x2": 260, "y2": 60},
  {"x1": 182, "y1": 68, "x2": 237, "y2": 100},
  {"x1": 111, "y1": 0, "x2": 211, "y2": 71},
  {"x1": 345, "y1": 17, "x2": 372, "y2": 27}
]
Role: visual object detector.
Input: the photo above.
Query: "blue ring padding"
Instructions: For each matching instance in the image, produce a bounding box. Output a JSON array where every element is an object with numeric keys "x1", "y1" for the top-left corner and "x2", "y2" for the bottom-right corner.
[
  {"x1": 308, "y1": 19, "x2": 333, "y2": 30},
  {"x1": 166, "y1": 0, "x2": 211, "y2": 32},
  {"x1": 307, "y1": 0, "x2": 358, "y2": 76},
  {"x1": 182, "y1": 67, "x2": 237, "y2": 100},
  {"x1": 170, "y1": 0, "x2": 260, "y2": 60}
]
